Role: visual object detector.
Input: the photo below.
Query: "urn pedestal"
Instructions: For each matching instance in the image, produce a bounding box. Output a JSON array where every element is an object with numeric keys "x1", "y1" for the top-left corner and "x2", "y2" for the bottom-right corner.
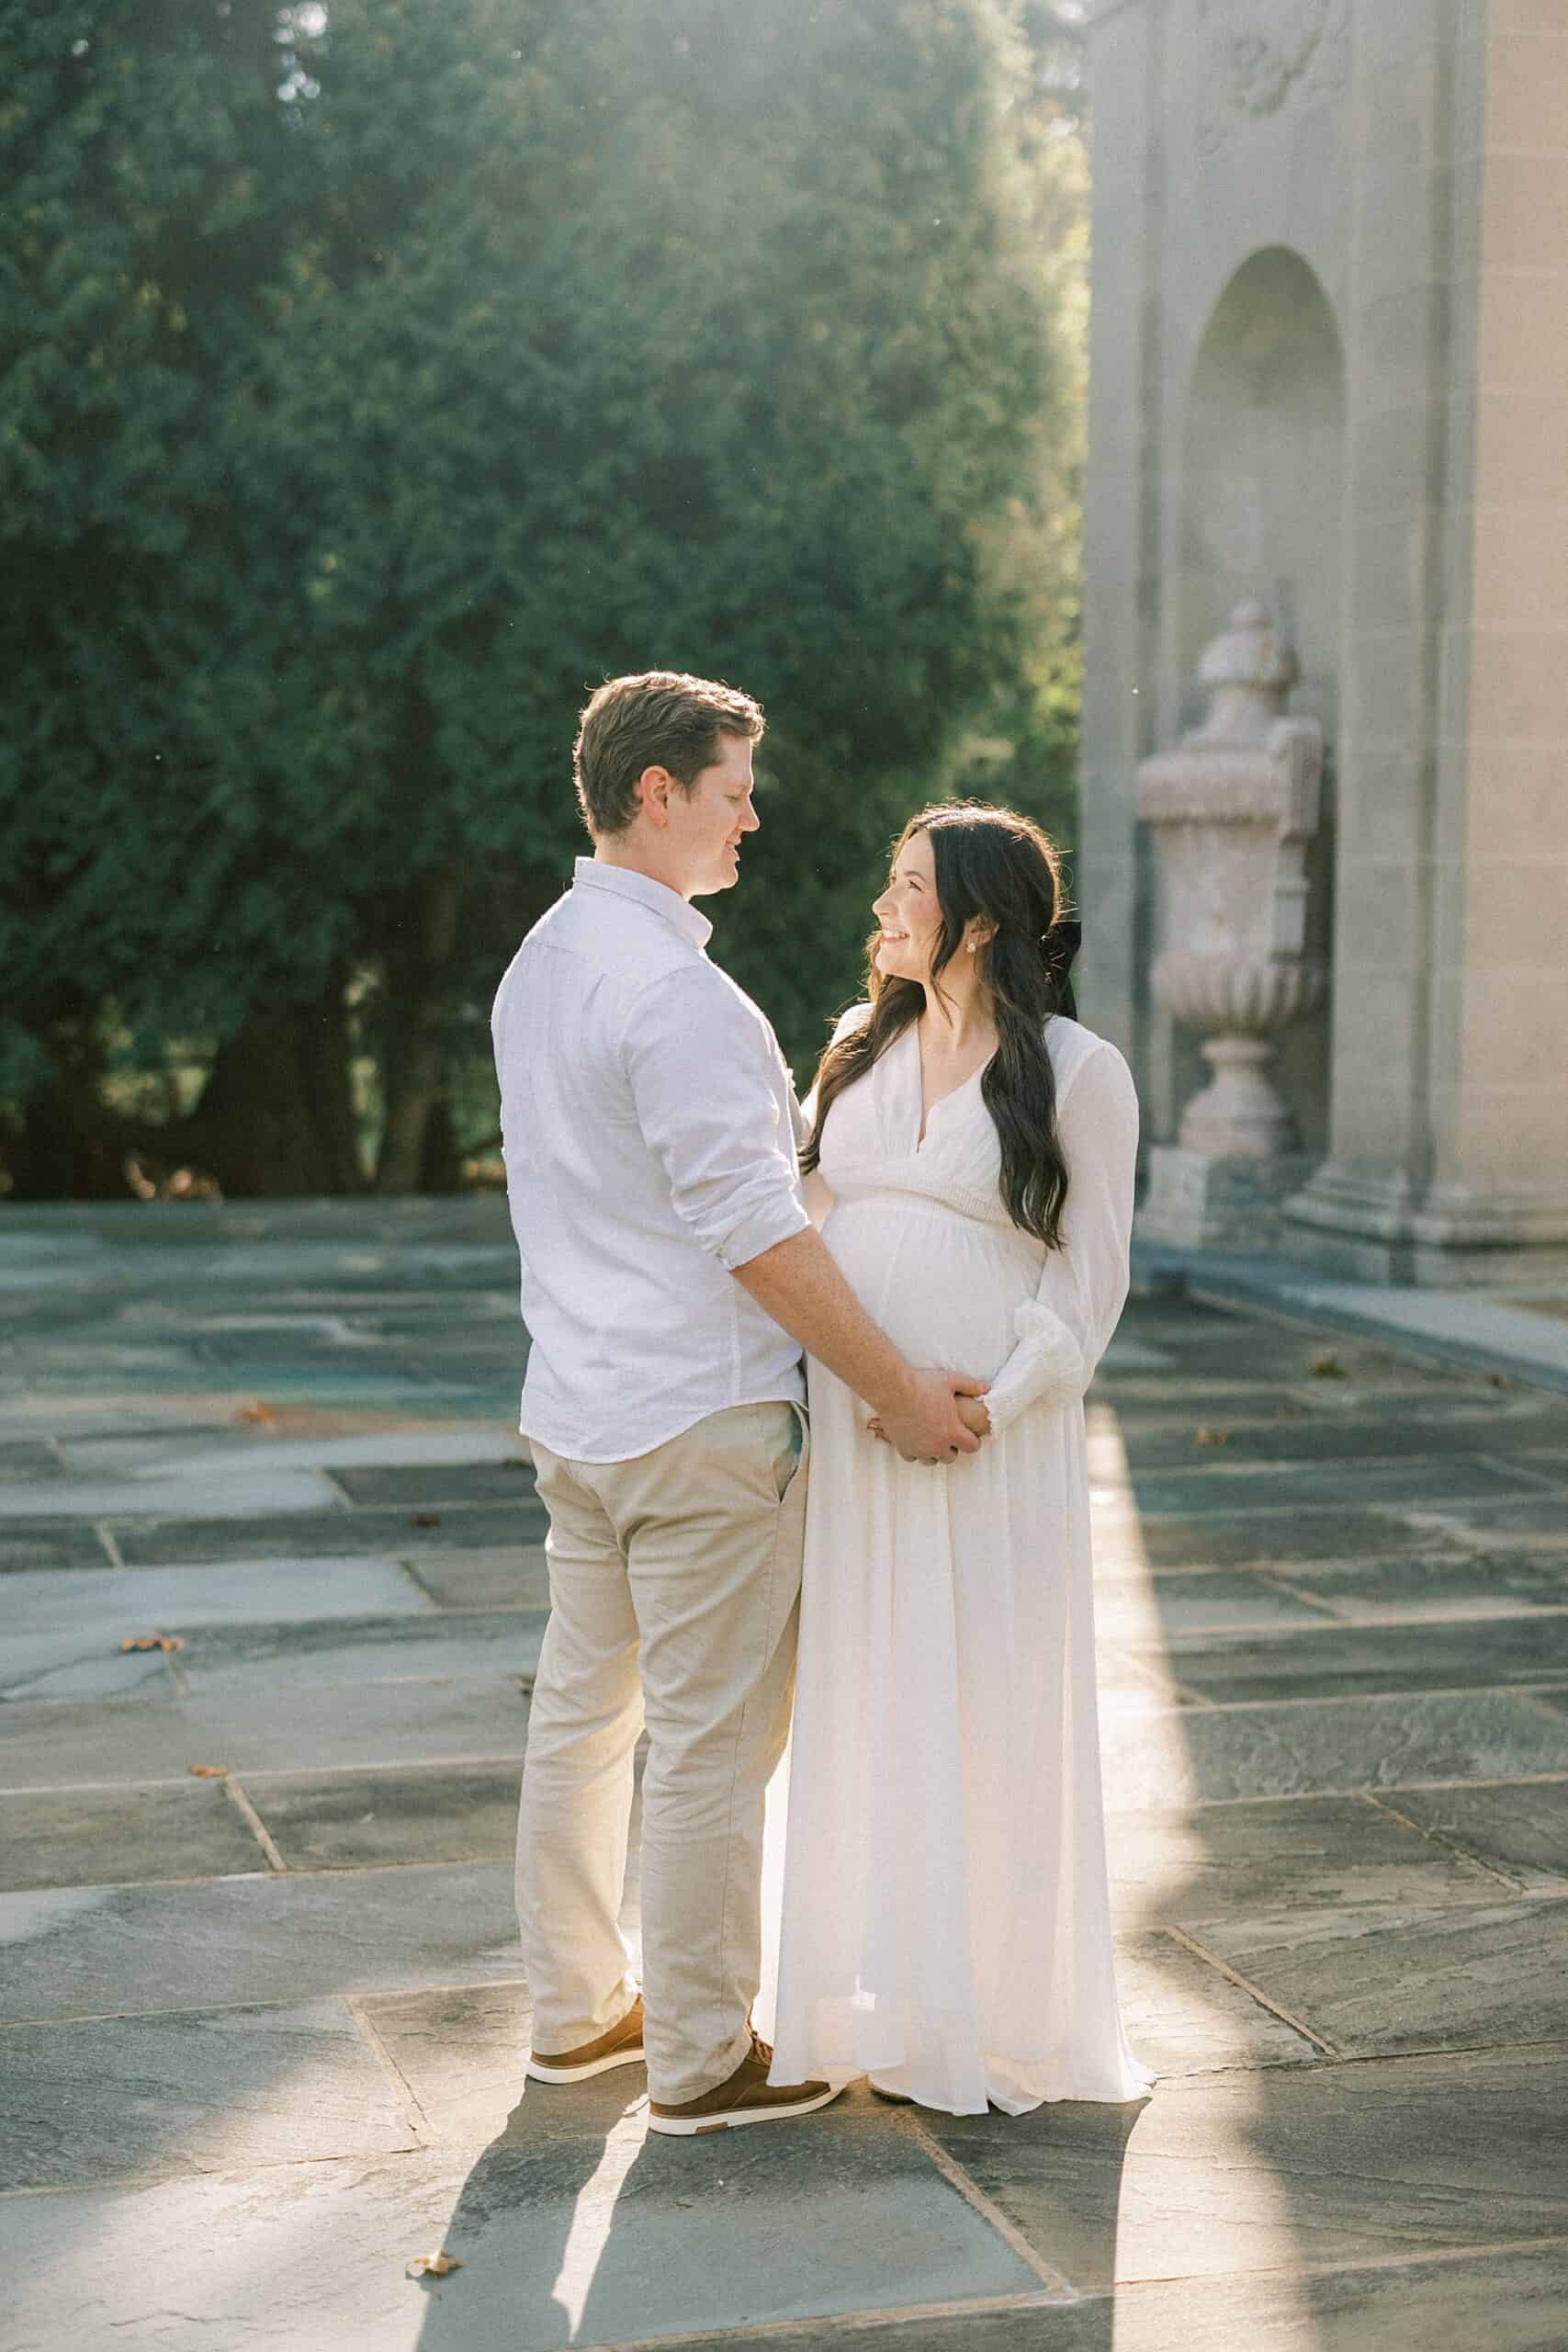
[{"x1": 1134, "y1": 602, "x2": 1326, "y2": 1251}]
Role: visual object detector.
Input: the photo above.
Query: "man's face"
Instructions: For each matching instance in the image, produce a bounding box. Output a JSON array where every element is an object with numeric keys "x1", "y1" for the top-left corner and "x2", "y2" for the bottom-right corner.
[{"x1": 666, "y1": 731, "x2": 761, "y2": 895}]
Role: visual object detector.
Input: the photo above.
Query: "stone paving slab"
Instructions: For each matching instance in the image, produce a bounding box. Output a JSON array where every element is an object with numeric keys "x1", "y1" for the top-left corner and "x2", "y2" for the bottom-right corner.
[
  {"x1": 404, "y1": 1544, "x2": 550, "y2": 1610},
  {"x1": 0, "y1": 1520, "x2": 115, "y2": 1571},
  {"x1": 110, "y1": 1499, "x2": 546, "y2": 1565},
  {"x1": 0, "y1": 1441, "x2": 65, "y2": 1480},
  {"x1": 0, "y1": 1781, "x2": 266, "y2": 1894},
  {"x1": 0, "y1": 1695, "x2": 221, "y2": 1789},
  {"x1": 172, "y1": 1608, "x2": 547, "y2": 1695},
  {"x1": 1156, "y1": 1613, "x2": 1568, "y2": 1703},
  {"x1": 1111, "y1": 1931, "x2": 1320, "y2": 2075},
  {"x1": 639, "y1": 2249, "x2": 1568, "y2": 2352},
  {"x1": 1090, "y1": 1569, "x2": 1339, "y2": 1637},
  {"x1": 1274, "y1": 1548, "x2": 1568, "y2": 1621},
  {"x1": 59, "y1": 1429, "x2": 526, "y2": 1479},
  {"x1": 1190, "y1": 1897, "x2": 1568, "y2": 2057},
  {"x1": 0, "y1": 1465, "x2": 345, "y2": 1520},
  {"x1": 4, "y1": 1559, "x2": 432, "y2": 1636},
  {"x1": 1097, "y1": 1690, "x2": 1568, "y2": 1811},
  {"x1": 1155, "y1": 1247, "x2": 1568, "y2": 1400},
  {"x1": 329, "y1": 1462, "x2": 538, "y2": 1507},
  {"x1": 1390, "y1": 1780, "x2": 1568, "y2": 1889},
  {"x1": 244, "y1": 1765, "x2": 522, "y2": 1871},
  {"x1": 0, "y1": 1397, "x2": 347, "y2": 1439},
  {"x1": 4, "y1": 1636, "x2": 183, "y2": 1703},
  {"x1": 1096, "y1": 1335, "x2": 1179, "y2": 1371},
  {"x1": 1098, "y1": 1415, "x2": 1568, "y2": 1472},
  {"x1": 1414, "y1": 1495, "x2": 1568, "y2": 1547},
  {"x1": 0, "y1": 2123, "x2": 1046, "y2": 2352},
  {"x1": 0, "y1": 1995, "x2": 420, "y2": 2192},
  {"x1": 1115, "y1": 1455, "x2": 1560, "y2": 1520},
  {"x1": 7, "y1": 1342, "x2": 203, "y2": 1382},
  {"x1": 1088, "y1": 1501, "x2": 1466, "y2": 1571},
  {"x1": 6, "y1": 1568, "x2": 469, "y2": 1703},
  {"x1": 355, "y1": 1981, "x2": 543, "y2": 2146},
  {"x1": 0, "y1": 1860, "x2": 523, "y2": 2023},
  {"x1": 0, "y1": 1678, "x2": 531, "y2": 1791},
  {"x1": 1091, "y1": 1385, "x2": 1568, "y2": 1435},
  {"x1": 919, "y1": 2042, "x2": 1568, "y2": 2289},
  {"x1": 1106, "y1": 1793, "x2": 1501, "y2": 1928},
  {"x1": 1085, "y1": 1651, "x2": 1185, "y2": 1707}
]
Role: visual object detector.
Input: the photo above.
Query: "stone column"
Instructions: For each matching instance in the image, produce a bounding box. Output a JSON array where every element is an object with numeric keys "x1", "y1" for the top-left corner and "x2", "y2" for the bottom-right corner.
[
  {"x1": 1286, "y1": 1, "x2": 1568, "y2": 1280},
  {"x1": 1414, "y1": 6, "x2": 1568, "y2": 1265},
  {"x1": 1077, "y1": 0, "x2": 1168, "y2": 1075}
]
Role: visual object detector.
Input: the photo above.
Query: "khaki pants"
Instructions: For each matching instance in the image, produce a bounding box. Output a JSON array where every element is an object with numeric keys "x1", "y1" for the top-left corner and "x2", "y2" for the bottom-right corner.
[{"x1": 518, "y1": 1400, "x2": 807, "y2": 2104}]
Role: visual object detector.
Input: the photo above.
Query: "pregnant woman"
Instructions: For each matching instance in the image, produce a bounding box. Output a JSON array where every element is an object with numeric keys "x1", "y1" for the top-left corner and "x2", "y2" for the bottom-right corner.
[{"x1": 763, "y1": 802, "x2": 1151, "y2": 2116}]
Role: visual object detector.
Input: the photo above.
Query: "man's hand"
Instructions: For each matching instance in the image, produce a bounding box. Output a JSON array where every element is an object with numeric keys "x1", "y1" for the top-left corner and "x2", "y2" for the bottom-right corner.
[
  {"x1": 867, "y1": 1368, "x2": 990, "y2": 1463},
  {"x1": 730, "y1": 1230, "x2": 987, "y2": 1460}
]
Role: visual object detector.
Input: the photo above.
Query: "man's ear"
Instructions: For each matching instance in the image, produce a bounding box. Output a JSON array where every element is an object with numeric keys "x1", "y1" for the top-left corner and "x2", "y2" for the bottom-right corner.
[{"x1": 636, "y1": 765, "x2": 676, "y2": 831}]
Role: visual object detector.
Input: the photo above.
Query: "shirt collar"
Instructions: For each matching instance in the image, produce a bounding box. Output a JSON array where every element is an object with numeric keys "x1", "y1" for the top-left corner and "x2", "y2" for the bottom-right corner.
[{"x1": 572, "y1": 857, "x2": 713, "y2": 948}]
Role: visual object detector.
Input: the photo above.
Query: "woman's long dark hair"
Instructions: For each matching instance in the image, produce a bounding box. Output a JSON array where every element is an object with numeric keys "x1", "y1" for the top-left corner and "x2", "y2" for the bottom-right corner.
[{"x1": 801, "y1": 803, "x2": 1080, "y2": 1250}]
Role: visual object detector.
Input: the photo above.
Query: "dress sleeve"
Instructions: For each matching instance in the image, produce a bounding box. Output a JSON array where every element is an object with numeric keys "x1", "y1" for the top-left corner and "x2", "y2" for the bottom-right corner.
[{"x1": 980, "y1": 1041, "x2": 1140, "y2": 1437}]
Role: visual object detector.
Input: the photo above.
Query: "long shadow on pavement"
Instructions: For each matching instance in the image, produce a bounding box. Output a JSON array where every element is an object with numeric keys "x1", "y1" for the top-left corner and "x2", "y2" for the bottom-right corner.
[{"x1": 414, "y1": 2080, "x2": 1142, "y2": 2352}]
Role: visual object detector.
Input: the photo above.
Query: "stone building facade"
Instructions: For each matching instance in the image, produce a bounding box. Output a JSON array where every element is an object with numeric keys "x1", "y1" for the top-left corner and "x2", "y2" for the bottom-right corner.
[{"x1": 1078, "y1": 0, "x2": 1568, "y2": 1280}]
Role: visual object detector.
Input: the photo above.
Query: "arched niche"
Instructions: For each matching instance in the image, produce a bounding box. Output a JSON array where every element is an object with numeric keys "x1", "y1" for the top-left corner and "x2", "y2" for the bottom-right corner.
[
  {"x1": 1175, "y1": 245, "x2": 1345, "y2": 1151},
  {"x1": 1180, "y1": 246, "x2": 1345, "y2": 732}
]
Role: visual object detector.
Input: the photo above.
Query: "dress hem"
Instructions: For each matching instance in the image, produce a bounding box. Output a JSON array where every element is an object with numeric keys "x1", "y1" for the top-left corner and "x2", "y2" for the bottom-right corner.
[{"x1": 769, "y1": 2060, "x2": 1156, "y2": 2116}]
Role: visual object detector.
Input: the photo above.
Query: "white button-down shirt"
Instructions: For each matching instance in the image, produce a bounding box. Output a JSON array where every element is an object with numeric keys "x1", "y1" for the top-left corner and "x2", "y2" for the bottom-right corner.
[{"x1": 491, "y1": 859, "x2": 810, "y2": 1462}]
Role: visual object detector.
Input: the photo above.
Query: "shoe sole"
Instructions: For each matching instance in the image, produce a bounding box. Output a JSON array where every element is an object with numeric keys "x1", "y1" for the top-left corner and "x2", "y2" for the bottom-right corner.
[
  {"x1": 525, "y1": 2044, "x2": 646, "y2": 2085},
  {"x1": 648, "y1": 2083, "x2": 842, "y2": 2137}
]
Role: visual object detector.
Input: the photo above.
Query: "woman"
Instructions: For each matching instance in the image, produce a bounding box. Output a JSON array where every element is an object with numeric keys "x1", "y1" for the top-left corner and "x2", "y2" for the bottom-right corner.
[{"x1": 762, "y1": 802, "x2": 1151, "y2": 2116}]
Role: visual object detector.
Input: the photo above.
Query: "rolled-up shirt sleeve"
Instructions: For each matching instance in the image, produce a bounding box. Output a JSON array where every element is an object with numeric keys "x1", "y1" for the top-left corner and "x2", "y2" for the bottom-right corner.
[{"x1": 621, "y1": 967, "x2": 812, "y2": 1272}]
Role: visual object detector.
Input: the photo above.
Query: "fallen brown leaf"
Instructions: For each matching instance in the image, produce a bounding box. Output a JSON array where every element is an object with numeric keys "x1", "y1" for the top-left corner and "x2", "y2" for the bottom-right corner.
[
  {"x1": 412, "y1": 1512, "x2": 443, "y2": 1528},
  {"x1": 120, "y1": 1634, "x2": 186, "y2": 1653},
  {"x1": 234, "y1": 1402, "x2": 276, "y2": 1425},
  {"x1": 1310, "y1": 1353, "x2": 1348, "y2": 1380},
  {"x1": 187, "y1": 1763, "x2": 229, "y2": 1779},
  {"x1": 408, "y1": 2250, "x2": 462, "y2": 2279},
  {"x1": 1194, "y1": 1426, "x2": 1233, "y2": 1446}
]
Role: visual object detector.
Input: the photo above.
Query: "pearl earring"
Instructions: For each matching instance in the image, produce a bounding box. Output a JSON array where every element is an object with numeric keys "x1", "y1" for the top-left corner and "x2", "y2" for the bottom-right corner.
[{"x1": 966, "y1": 940, "x2": 976, "y2": 955}]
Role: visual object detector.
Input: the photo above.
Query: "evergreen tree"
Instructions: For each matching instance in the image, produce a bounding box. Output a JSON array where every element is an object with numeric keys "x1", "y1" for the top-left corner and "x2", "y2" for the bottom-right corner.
[{"x1": 0, "y1": 0, "x2": 1082, "y2": 1194}]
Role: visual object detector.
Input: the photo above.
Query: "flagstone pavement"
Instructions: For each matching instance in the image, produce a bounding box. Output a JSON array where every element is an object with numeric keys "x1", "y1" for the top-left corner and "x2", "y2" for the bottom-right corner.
[{"x1": 5, "y1": 1199, "x2": 1568, "y2": 2351}]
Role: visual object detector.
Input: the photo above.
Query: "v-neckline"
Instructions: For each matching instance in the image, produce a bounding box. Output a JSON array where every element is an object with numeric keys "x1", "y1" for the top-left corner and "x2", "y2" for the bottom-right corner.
[{"x1": 909, "y1": 1025, "x2": 995, "y2": 1151}]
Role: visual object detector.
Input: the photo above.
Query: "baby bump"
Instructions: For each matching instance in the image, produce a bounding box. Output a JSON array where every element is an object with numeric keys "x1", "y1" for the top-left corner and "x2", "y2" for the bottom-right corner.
[{"x1": 823, "y1": 1196, "x2": 1041, "y2": 1377}]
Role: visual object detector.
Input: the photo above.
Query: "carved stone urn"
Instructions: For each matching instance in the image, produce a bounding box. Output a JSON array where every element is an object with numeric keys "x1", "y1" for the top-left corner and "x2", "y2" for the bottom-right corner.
[{"x1": 1135, "y1": 602, "x2": 1325, "y2": 1241}]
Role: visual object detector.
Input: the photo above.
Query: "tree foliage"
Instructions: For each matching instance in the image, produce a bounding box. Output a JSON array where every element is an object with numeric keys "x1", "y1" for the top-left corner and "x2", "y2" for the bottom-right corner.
[{"x1": 0, "y1": 0, "x2": 1086, "y2": 1195}]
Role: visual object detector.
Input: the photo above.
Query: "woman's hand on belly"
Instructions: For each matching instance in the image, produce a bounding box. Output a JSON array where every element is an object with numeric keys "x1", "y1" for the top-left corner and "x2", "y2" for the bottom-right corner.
[{"x1": 954, "y1": 1393, "x2": 993, "y2": 1440}]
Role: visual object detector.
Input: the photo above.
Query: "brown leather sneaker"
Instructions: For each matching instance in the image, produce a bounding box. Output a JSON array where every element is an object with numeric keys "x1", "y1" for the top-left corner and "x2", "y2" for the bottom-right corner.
[
  {"x1": 526, "y1": 1996, "x2": 645, "y2": 2085},
  {"x1": 648, "y1": 2032, "x2": 840, "y2": 2137}
]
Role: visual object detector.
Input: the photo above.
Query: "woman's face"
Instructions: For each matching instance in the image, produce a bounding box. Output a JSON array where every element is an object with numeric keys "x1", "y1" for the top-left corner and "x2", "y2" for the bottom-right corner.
[{"x1": 872, "y1": 830, "x2": 946, "y2": 984}]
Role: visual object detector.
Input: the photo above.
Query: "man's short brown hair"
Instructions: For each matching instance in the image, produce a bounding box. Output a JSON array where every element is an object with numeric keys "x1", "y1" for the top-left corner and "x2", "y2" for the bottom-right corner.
[{"x1": 572, "y1": 671, "x2": 765, "y2": 838}]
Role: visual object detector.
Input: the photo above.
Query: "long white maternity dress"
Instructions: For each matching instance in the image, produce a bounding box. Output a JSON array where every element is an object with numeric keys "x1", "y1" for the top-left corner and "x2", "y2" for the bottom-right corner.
[{"x1": 762, "y1": 1006, "x2": 1152, "y2": 2115}]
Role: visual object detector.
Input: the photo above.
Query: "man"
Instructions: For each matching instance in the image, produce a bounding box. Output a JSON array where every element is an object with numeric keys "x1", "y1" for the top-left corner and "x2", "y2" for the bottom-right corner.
[{"x1": 492, "y1": 671, "x2": 987, "y2": 2136}]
